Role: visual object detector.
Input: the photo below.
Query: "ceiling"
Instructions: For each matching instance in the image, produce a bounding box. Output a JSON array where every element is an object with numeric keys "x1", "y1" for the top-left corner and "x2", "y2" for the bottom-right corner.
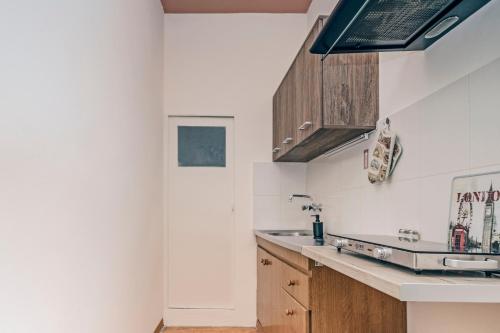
[{"x1": 161, "y1": 0, "x2": 313, "y2": 14}]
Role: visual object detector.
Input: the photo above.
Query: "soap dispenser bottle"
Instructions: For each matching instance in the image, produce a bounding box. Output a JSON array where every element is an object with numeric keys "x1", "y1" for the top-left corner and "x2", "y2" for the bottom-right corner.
[{"x1": 312, "y1": 214, "x2": 324, "y2": 241}]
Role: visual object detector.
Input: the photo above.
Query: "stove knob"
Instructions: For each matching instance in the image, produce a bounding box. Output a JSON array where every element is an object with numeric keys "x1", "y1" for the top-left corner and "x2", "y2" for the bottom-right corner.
[
  {"x1": 333, "y1": 238, "x2": 349, "y2": 248},
  {"x1": 373, "y1": 247, "x2": 392, "y2": 260}
]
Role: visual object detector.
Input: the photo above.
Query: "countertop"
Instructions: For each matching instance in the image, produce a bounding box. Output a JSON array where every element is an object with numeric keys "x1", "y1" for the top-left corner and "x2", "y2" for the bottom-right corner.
[{"x1": 255, "y1": 230, "x2": 500, "y2": 303}]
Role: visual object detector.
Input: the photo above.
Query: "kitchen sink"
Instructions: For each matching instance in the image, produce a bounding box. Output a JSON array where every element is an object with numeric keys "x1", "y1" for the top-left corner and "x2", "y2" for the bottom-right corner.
[{"x1": 264, "y1": 230, "x2": 313, "y2": 237}]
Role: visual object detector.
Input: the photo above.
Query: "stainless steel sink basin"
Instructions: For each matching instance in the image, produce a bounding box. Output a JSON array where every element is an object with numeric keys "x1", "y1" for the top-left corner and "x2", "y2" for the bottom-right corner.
[
  {"x1": 256, "y1": 229, "x2": 323, "y2": 252},
  {"x1": 264, "y1": 230, "x2": 312, "y2": 237}
]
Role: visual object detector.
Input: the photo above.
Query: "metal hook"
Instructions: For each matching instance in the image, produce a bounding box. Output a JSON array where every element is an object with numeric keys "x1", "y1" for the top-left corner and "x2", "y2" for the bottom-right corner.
[{"x1": 385, "y1": 117, "x2": 391, "y2": 130}]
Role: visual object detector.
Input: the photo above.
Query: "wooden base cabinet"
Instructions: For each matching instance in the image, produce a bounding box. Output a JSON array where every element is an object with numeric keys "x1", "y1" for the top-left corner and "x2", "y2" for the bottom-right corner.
[
  {"x1": 257, "y1": 237, "x2": 407, "y2": 333},
  {"x1": 272, "y1": 16, "x2": 379, "y2": 162},
  {"x1": 310, "y1": 266, "x2": 407, "y2": 333},
  {"x1": 257, "y1": 243, "x2": 311, "y2": 333}
]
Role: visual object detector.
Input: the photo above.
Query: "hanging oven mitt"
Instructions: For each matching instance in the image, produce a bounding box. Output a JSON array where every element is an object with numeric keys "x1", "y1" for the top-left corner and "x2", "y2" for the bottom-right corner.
[{"x1": 368, "y1": 121, "x2": 396, "y2": 184}]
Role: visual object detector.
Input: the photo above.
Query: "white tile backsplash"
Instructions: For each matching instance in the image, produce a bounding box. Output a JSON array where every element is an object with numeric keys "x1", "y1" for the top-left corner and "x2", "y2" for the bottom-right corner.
[
  {"x1": 470, "y1": 57, "x2": 500, "y2": 168},
  {"x1": 417, "y1": 77, "x2": 470, "y2": 177},
  {"x1": 278, "y1": 163, "x2": 307, "y2": 197},
  {"x1": 303, "y1": 56, "x2": 500, "y2": 242},
  {"x1": 252, "y1": 162, "x2": 308, "y2": 230},
  {"x1": 253, "y1": 162, "x2": 280, "y2": 196},
  {"x1": 253, "y1": 195, "x2": 281, "y2": 230}
]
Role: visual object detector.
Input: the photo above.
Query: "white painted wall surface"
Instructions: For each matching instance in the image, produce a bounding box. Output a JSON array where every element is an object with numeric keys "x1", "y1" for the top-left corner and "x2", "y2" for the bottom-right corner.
[
  {"x1": 306, "y1": 0, "x2": 338, "y2": 29},
  {"x1": 0, "y1": 1, "x2": 164, "y2": 332},
  {"x1": 164, "y1": 14, "x2": 307, "y2": 326}
]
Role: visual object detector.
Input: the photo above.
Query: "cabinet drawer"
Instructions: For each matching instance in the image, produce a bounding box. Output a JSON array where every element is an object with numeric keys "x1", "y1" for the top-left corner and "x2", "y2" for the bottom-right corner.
[
  {"x1": 281, "y1": 262, "x2": 310, "y2": 308},
  {"x1": 281, "y1": 289, "x2": 309, "y2": 333}
]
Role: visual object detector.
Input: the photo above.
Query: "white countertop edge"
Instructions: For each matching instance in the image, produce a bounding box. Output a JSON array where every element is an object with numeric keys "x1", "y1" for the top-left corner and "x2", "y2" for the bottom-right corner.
[{"x1": 301, "y1": 246, "x2": 500, "y2": 303}]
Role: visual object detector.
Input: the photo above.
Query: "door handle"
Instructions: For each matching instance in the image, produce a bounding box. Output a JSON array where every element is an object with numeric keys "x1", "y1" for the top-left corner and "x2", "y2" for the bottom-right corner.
[
  {"x1": 443, "y1": 258, "x2": 498, "y2": 270},
  {"x1": 272, "y1": 147, "x2": 281, "y2": 153},
  {"x1": 298, "y1": 121, "x2": 312, "y2": 130},
  {"x1": 282, "y1": 137, "x2": 293, "y2": 144}
]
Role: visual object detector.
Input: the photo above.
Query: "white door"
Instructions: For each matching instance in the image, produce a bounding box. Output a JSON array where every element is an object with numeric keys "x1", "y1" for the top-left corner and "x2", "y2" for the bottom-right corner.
[{"x1": 167, "y1": 116, "x2": 235, "y2": 310}]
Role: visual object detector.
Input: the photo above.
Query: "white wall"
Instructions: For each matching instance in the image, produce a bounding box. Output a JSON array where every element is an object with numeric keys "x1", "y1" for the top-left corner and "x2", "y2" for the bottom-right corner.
[
  {"x1": 163, "y1": 14, "x2": 307, "y2": 326},
  {"x1": 0, "y1": 1, "x2": 164, "y2": 332},
  {"x1": 306, "y1": 0, "x2": 338, "y2": 29}
]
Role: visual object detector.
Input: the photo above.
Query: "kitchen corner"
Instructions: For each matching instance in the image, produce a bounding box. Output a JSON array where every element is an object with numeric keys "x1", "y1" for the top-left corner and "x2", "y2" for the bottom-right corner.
[{"x1": 255, "y1": 230, "x2": 500, "y2": 332}]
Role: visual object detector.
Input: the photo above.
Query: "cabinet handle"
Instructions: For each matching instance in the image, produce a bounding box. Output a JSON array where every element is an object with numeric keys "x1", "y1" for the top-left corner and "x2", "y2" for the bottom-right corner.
[
  {"x1": 287, "y1": 280, "x2": 296, "y2": 287},
  {"x1": 272, "y1": 147, "x2": 281, "y2": 153},
  {"x1": 282, "y1": 137, "x2": 293, "y2": 144},
  {"x1": 261, "y1": 259, "x2": 271, "y2": 266},
  {"x1": 298, "y1": 121, "x2": 312, "y2": 130},
  {"x1": 285, "y1": 309, "x2": 294, "y2": 316}
]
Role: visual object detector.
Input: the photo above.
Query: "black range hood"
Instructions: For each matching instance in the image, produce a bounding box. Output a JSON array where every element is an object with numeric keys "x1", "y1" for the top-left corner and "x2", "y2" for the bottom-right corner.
[{"x1": 310, "y1": 0, "x2": 491, "y2": 55}]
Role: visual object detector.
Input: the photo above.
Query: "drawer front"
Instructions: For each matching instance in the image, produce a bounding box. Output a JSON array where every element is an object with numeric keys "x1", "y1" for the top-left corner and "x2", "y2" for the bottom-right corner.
[
  {"x1": 281, "y1": 262, "x2": 310, "y2": 308},
  {"x1": 281, "y1": 289, "x2": 309, "y2": 333}
]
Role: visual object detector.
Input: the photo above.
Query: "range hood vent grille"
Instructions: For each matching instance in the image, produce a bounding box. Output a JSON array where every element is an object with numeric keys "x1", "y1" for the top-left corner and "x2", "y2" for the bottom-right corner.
[
  {"x1": 338, "y1": 0, "x2": 453, "y2": 47},
  {"x1": 311, "y1": 0, "x2": 491, "y2": 54}
]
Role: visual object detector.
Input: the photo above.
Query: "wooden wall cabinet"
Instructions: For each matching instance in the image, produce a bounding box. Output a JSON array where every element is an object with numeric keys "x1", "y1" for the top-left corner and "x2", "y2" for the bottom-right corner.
[{"x1": 272, "y1": 17, "x2": 379, "y2": 162}]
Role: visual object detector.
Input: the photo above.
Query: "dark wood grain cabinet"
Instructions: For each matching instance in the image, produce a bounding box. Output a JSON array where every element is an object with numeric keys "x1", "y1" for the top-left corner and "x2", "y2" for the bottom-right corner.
[{"x1": 272, "y1": 17, "x2": 379, "y2": 162}]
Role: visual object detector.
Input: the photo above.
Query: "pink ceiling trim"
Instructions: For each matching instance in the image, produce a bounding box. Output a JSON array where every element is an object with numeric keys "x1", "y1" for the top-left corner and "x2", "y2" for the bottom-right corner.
[{"x1": 161, "y1": 0, "x2": 313, "y2": 14}]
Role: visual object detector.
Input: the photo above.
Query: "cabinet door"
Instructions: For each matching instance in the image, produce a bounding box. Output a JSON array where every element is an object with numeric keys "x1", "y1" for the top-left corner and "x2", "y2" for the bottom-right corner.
[
  {"x1": 296, "y1": 18, "x2": 323, "y2": 144},
  {"x1": 311, "y1": 266, "x2": 406, "y2": 333},
  {"x1": 322, "y1": 53, "x2": 379, "y2": 128},
  {"x1": 279, "y1": 289, "x2": 309, "y2": 333},
  {"x1": 280, "y1": 65, "x2": 297, "y2": 155},
  {"x1": 272, "y1": 93, "x2": 282, "y2": 159},
  {"x1": 257, "y1": 248, "x2": 271, "y2": 328},
  {"x1": 257, "y1": 248, "x2": 282, "y2": 333}
]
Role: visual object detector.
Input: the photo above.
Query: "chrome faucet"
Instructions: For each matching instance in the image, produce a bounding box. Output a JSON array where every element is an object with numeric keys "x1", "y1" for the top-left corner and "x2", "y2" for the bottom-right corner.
[
  {"x1": 289, "y1": 193, "x2": 324, "y2": 241},
  {"x1": 288, "y1": 194, "x2": 322, "y2": 213}
]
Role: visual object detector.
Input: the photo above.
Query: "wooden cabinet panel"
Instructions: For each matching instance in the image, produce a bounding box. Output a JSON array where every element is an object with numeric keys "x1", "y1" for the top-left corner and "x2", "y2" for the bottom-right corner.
[
  {"x1": 257, "y1": 248, "x2": 270, "y2": 328},
  {"x1": 280, "y1": 262, "x2": 310, "y2": 309},
  {"x1": 279, "y1": 289, "x2": 309, "y2": 333},
  {"x1": 256, "y1": 237, "x2": 311, "y2": 274},
  {"x1": 272, "y1": 91, "x2": 282, "y2": 159},
  {"x1": 322, "y1": 53, "x2": 379, "y2": 128},
  {"x1": 310, "y1": 265, "x2": 407, "y2": 333},
  {"x1": 296, "y1": 19, "x2": 323, "y2": 145},
  {"x1": 272, "y1": 16, "x2": 378, "y2": 162},
  {"x1": 281, "y1": 64, "x2": 297, "y2": 155},
  {"x1": 257, "y1": 247, "x2": 283, "y2": 333}
]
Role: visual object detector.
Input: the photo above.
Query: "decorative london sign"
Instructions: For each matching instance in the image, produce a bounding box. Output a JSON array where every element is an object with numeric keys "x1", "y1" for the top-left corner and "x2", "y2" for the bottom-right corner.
[{"x1": 449, "y1": 172, "x2": 500, "y2": 253}]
